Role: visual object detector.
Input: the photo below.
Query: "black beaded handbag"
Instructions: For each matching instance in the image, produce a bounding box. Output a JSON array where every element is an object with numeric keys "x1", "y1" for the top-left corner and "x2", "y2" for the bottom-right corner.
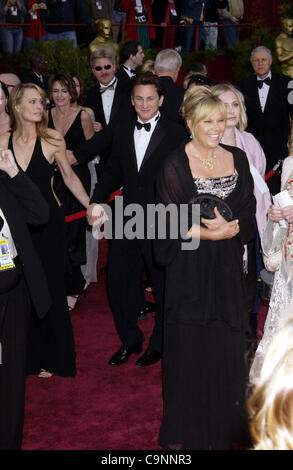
[{"x1": 189, "y1": 194, "x2": 233, "y2": 221}]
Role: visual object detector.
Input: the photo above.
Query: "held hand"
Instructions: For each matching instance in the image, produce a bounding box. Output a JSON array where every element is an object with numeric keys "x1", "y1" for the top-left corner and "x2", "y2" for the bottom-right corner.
[
  {"x1": 93, "y1": 121, "x2": 103, "y2": 132},
  {"x1": 268, "y1": 204, "x2": 284, "y2": 222},
  {"x1": 201, "y1": 207, "x2": 227, "y2": 231},
  {"x1": 231, "y1": 16, "x2": 239, "y2": 24},
  {"x1": 281, "y1": 205, "x2": 293, "y2": 224},
  {"x1": 0, "y1": 148, "x2": 19, "y2": 178},
  {"x1": 86, "y1": 203, "x2": 109, "y2": 227}
]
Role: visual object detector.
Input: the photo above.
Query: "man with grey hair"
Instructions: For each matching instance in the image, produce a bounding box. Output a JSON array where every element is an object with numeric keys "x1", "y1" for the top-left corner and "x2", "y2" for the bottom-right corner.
[
  {"x1": 154, "y1": 48, "x2": 184, "y2": 125},
  {"x1": 238, "y1": 45, "x2": 293, "y2": 194},
  {"x1": 84, "y1": 47, "x2": 133, "y2": 177},
  {"x1": 0, "y1": 73, "x2": 20, "y2": 95}
]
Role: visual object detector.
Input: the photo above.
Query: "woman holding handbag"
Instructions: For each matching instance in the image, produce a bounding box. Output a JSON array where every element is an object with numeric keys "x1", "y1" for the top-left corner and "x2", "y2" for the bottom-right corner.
[{"x1": 156, "y1": 85, "x2": 255, "y2": 449}]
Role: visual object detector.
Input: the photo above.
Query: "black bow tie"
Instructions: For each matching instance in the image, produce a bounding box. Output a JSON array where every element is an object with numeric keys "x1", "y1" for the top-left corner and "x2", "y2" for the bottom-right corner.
[
  {"x1": 257, "y1": 77, "x2": 271, "y2": 89},
  {"x1": 135, "y1": 121, "x2": 151, "y2": 131},
  {"x1": 123, "y1": 66, "x2": 136, "y2": 74}
]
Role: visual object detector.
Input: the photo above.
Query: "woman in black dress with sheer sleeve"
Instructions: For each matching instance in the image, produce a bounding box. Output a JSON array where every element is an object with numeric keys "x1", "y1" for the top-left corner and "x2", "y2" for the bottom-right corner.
[
  {"x1": 156, "y1": 86, "x2": 256, "y2": 450},
  {"x1": 48, "y1": 73, "x2": 94, "y2": 310}
]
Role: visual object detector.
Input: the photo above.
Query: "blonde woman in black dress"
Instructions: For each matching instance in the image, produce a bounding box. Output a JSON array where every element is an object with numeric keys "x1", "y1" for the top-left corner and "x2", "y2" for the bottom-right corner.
[{"x1": 156, "y1": 86, "x2": 256, "y2": 449}]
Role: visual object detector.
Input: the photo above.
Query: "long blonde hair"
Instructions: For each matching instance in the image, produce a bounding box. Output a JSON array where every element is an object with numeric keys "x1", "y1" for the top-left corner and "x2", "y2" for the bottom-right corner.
[
  {"x1": 247, "y1": 319, "x2": 293, "y2": 450},
  {"x1": 9, "y1": 83, "x2": 57, "y2": 143},
  {"x1": 212, "y1": 83, "x2": 247, "y2": 131}
]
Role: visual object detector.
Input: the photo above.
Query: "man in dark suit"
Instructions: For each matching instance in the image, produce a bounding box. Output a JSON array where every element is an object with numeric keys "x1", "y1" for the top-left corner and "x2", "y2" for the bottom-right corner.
[
  {"x1": 238, "y1": 46, "x2": 293, "y2": 194},
  {"x1": 0, "y1": 149, "x2": 51, "y2": 449},
  {"x1": 115, "y1": 40, "x2": 145, "y2": 90},
  {"x1": 21, "y1": 53, "x2": 49, "y2": 93},
  {"x1": 154, "y1": 48, "x2": 185, "y2": 125},
  {"x1": 86, "y1": 72, "x2": 187, "y2": 367},
  {"x1": 84, "y1": 46, "x2": 134, "y2": 177}
]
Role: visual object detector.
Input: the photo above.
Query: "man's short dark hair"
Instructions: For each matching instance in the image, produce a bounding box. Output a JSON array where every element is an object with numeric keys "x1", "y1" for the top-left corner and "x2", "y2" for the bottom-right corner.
[
  {"x1": 30, "y1": 53, "x2": 47, "y2": 69},
  {"x1": 120, "y1": 41, "x2": 142, "y2": 64},
  {"x1": 129, "y1": 72, "x2": 165, "y2": 98}
]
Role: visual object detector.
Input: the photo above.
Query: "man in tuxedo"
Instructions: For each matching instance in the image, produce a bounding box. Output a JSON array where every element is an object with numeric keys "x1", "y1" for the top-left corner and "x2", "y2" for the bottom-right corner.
[
  {"x1": 84, "y1": 47, "x2": 133, "y2": 177},
  {"x1": 21, "y1": 53, "x2": 49, "y2": 94},
  {"x1": 115, "y1": 40, "x2": 145, "y2": 89},
  {"x1": 86, "y1": 72, "x2": 187, "y2": 367},
  {"x1": 154, "y1": 48, "x2": 184, "y2": 125},
  {"x1": 238, "y1": 46, "x2": 293, "y2": 194}
]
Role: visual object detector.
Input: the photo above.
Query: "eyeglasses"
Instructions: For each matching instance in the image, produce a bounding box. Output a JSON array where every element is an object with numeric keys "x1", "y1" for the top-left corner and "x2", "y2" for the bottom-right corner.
[{"x1": 94, "y1": 64, "x2": 112, "y2": 71}]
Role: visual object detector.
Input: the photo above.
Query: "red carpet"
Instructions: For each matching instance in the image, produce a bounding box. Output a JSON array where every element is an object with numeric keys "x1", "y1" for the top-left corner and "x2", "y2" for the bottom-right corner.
[{"x1": 22, "y1": 239, "x2": 162, "y2": 450}]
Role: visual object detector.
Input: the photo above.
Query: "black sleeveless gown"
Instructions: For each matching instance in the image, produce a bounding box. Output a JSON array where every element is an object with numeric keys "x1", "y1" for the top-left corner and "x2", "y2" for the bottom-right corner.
[
  {"x1": 48, "y1": 109, "x2": 90, "y2": 296},
  {"x1": 8, "y1": 134, "x2": 76, "y2": 377}
]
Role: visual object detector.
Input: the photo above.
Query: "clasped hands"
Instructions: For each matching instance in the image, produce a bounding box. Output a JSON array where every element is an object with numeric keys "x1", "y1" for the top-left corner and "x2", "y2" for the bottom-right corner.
[
  {"x1": 268, "y1": 204, "x2": 293, "y2": 224},
  {"x1": 87, "y1": 203, "x2": 109, "y2": 227},
  {"x1": 187, "y1": 207, "x2": 239, "y2": 241}
]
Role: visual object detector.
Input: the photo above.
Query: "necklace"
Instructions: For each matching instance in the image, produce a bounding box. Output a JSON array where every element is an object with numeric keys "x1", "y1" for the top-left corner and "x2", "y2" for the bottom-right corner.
[{"x1": 192, "y1": 149, "x2": 217, "y2": 170}]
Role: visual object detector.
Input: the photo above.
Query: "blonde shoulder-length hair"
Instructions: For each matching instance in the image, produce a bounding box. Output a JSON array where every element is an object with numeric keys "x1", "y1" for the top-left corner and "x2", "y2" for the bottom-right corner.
[
  {"x1": 9, "y1": 83, "x2": 58, "y2": 144},
  {"x1": 247, "y1": 319, "x2": 293, "y2": 450},
  {"x1": 212, "y1": 82, "x2": 248, "y2": 132},
  {"x1": 181, "y1": 85, "x2": 227, "y2": 136}
]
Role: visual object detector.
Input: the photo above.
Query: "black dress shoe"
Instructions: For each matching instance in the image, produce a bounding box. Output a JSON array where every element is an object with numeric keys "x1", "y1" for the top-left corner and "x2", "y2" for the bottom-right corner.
[
  {"x1": 136, "y1": 348, "x2": 161, "y2": 367},
  {"x1": 136, "y1": 302, "x2": 156, "y2": 321},
  {"x1": 108, "y1": 343, "x2": 143, "y2": 366}
]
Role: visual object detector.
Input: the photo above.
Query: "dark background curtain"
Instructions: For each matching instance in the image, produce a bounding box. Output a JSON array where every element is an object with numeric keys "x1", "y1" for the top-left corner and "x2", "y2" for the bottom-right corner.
[{"x1": 244, "y1": 0, "x2": 281, "y2": 32}]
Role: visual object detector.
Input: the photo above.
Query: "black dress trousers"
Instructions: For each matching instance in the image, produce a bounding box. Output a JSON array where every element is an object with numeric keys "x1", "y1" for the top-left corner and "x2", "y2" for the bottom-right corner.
[{"x1": 0, "y1": 264, "x2": 30, "y2": 450}]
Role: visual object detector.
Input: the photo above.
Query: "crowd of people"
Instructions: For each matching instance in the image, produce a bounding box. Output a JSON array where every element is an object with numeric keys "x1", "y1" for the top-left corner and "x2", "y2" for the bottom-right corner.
[
  {"x1": 0, "y1": 0, "x2": 244, "y2": 53},
  {"x1": 0, "y1": 28, "x2": 293, "y2": 451}
]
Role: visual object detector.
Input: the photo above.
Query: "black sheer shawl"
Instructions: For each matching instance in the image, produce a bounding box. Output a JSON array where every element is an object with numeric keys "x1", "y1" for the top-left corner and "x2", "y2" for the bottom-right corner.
[{"x1": 154, "y1": 142, "x2": 256, "y2": 329}]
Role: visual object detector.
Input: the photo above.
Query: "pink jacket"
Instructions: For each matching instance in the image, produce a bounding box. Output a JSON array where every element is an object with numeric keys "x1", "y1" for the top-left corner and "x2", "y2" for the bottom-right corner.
[{"x1": 234, "y1": 128, "x2": 272, "y2": 237}]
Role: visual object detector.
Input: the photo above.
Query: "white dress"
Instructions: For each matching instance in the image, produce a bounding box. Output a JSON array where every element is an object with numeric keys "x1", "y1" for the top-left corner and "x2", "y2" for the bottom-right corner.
[{"x1": 249, "y1": 155, "x2": 293, "y2": 383}]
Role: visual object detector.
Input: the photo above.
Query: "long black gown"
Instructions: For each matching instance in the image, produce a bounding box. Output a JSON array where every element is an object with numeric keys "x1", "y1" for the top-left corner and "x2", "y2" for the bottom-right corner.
[
  {"x1": 155, "y1": 142, "x2": 256, "y2": 450},
  {"x1": 48, "y1": 109, "x2": 90, "y2": 296},
  {"x1": 8, "y1": 134, "x2": 76, "y2": 377}
]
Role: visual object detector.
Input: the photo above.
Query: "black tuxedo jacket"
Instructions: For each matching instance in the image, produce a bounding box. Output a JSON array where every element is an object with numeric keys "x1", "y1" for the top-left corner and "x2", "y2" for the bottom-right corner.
[
  {"x1": 238, "y1": 72, "x2": 293, "y2": 171},
  {"x1": 21, "y1": 70, "x2": 49, "y2": 93},
  {"x1": 84, "y1": 77, "x2": 133, "y2": 127},
  {"x1": 0, "y1": 171, "x2": 51, "y2": 318},
  {"x1": 115, "y1": 67, "x2": 133, "y2": 91},
  {"x1": 90, "y1": 114, "x2": 187, "y2": 212},
  {"x1": 83, "y1": 77, "x2": 134, "y2": 176},
  {"x1": 158, "y1": 76, "x2": 185, "y2": 126}
]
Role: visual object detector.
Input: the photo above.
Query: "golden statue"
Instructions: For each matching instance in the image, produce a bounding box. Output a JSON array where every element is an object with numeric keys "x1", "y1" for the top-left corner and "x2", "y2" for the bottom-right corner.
[
  {"x1": 89, "y1": 19, "x2": 119, "y2": 64},
  {"x1": 275, "y1": 17, "x2": 293, "y2": 78}
]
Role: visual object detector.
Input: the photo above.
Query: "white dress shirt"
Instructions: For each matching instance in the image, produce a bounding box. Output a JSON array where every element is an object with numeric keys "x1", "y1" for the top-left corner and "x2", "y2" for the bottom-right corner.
[
  {"x1": 122, "y1": 65, "x2": 136, "y2": 79},
  {"x1": 257, "y1": 71, "x2": 271, "y2": 113},
  {"x1": 99, "y1": 77, "x2": 117, "y2": 125},
  {"x1": 134, "y1": 112, "x2": 160, "y2": 171}
]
